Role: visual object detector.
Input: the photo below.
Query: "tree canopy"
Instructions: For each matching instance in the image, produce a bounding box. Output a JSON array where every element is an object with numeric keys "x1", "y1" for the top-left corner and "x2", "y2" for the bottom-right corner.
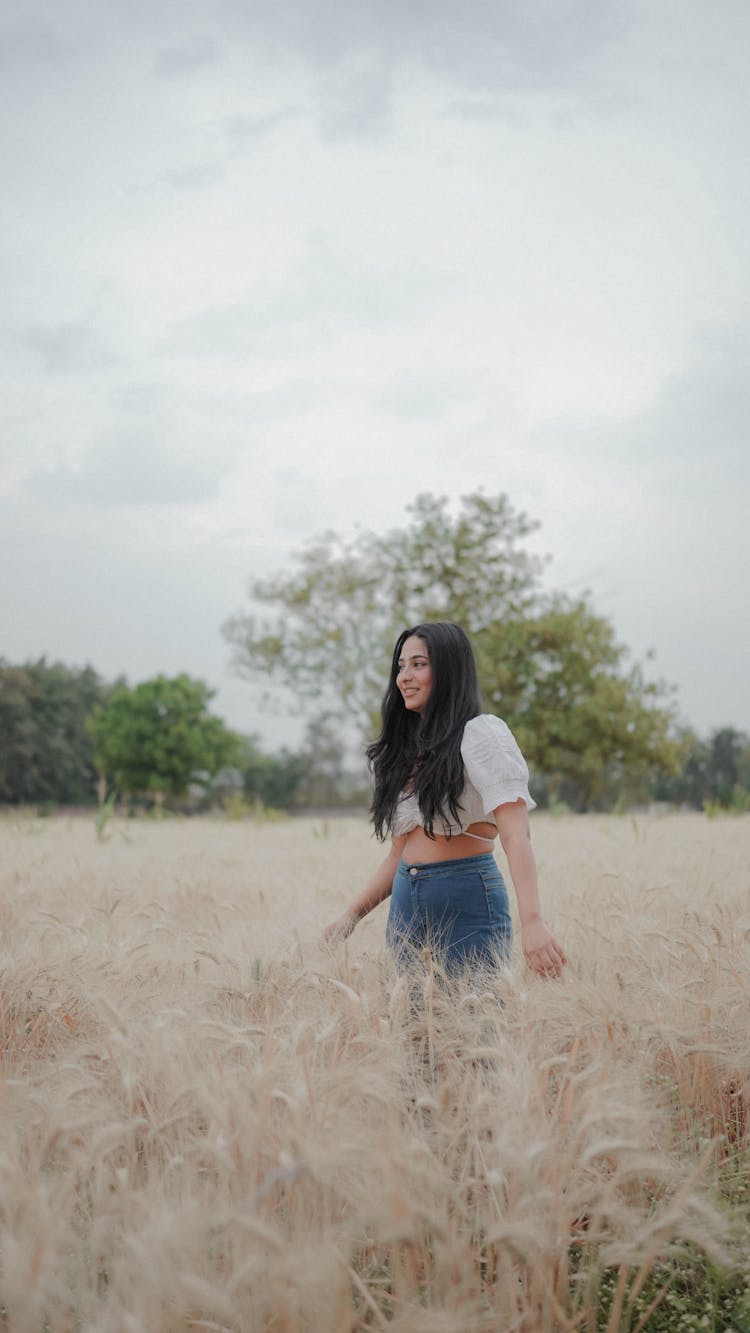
[
  {"x1": 224, "y1": 493, "x2": 543, "y2": 727},
  {"x1": 652, "y1": 726, "x2": 750, "y2": 811},
  {"x1": 224, "y1": 491, "x2": 679, "y2": 808},
  {"x1": 0, "y1": 658, "x2": 112, "y2": 806},
  {"x1": 473, "y1": 599, "x2": 678, "y2": 808},
  {"x1": 239, "y1": 735, "x2": 307, "y2": 810},
  {"x1": 88, "y1": 674, "x2": 240, "y2": 804}
]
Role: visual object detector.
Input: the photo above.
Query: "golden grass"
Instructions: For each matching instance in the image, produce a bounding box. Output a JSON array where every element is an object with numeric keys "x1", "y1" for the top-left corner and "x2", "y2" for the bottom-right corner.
[{"x1": 0, "y1": 811, "x2": 748, "y2": 1331}]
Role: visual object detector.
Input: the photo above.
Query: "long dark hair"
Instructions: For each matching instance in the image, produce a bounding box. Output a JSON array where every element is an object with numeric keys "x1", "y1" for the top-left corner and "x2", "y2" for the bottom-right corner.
[{"x1": 367, "y1": 621, "x2": 482, "y2": 840}]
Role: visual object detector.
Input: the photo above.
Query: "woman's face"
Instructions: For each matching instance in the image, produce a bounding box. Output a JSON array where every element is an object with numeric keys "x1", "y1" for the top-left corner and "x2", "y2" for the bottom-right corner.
[{"x1": 396, "y1": 635, "x2": 432, "y2": 714}]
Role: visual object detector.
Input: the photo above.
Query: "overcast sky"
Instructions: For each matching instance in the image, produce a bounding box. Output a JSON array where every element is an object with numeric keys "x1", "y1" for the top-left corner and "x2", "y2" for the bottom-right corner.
[{"x1": 2, "y1": 0, "x2": 749, "y2": 748}]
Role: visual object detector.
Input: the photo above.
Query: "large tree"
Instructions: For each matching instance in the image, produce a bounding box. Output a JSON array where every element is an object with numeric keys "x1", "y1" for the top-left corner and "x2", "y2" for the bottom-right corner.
[
  {"x1": 88, "y1": 674, "x2": 239, "y2": 805},
  {"x1": 224, "y1": 491, "x2": 679, "y2": 808},
  {"x1": 224, "y1": 492, "x2": 543, "y2": 730},
  {"x1": 0, "y1": 658, "x2": 112, "y2": 806},
  {"x1": 473, "y1": 600, "x2": 678, "y2": 808}
]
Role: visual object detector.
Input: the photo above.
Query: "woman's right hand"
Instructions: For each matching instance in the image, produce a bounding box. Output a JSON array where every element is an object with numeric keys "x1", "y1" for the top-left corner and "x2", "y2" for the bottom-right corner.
[
  {"x1": 322, "y1": 911, "x2": 358, "y2": 945},
  {"x1": 521, "y1": 916, "x2": 567, "y2": 977}
]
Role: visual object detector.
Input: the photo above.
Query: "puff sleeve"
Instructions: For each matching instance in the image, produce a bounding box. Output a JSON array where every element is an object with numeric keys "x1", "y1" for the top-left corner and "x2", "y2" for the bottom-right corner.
[{"x1": 461, "y1": 714, "x2": 537, "y2": 814}]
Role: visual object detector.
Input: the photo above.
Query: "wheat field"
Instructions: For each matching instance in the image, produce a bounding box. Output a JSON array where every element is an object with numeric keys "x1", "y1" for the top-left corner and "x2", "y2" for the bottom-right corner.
[{"x1": 0, "y1": 811, "x2": 749, "y2": 1332}]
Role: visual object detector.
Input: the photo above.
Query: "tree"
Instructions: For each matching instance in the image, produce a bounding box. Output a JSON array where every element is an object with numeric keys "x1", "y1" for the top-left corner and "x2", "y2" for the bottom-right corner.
[
  {"x1": 224, "y1": 491, "x2": 679, "y2": 809},
  {"x1": 88, "y1": 674, "x2": 240, "y2": 805},
  {"x1": 706, "y1": 727, "x2": 750, "y2": 808},
  {"x1": 648, "y1": 727, "x2": 750, "y2": 811},
  {"x1": 473, "y1": 599, "x2": 679, "y2": 808},
  {"x1": 0, "y1": 658, "x2": 112, "y2": 806},
  {"x1": 224, "y1": 492, "x2": 544, "y2": 734},
  {"x1": 239, "y1": 735, "x2": 307, "y2": 810},
  {"x1": 294, "y1": 714, "x2": 370, "y2": 807},
  {"x1": 648, "y1": 729, "x2": 710, "y2": 808},
  {"x1": 233, "y1": 723, "x2": 369, "y2": 812}
]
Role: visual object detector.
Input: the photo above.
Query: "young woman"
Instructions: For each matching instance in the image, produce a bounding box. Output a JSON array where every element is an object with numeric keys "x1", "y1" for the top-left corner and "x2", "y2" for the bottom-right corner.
[{"x1": 324, "y1": 621, "x2": 566, "y2": 978}]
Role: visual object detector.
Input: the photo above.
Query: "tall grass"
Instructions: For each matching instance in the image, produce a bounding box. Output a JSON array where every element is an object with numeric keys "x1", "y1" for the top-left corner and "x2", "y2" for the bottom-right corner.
[{"x1": 0, "y1": 813, "x2": 748, "y2": 1331}]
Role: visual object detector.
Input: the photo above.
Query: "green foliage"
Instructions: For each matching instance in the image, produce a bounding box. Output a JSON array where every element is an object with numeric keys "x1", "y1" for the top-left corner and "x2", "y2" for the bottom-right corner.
[
  {"x1": 652, "y1": 726, "x2": 750, "y2": 811},
  {"x1": 224, "y1": 491, "x2": 679, "y2": 809},
  {"x1": 224, "y1": 492, "x2": 543, "y2": 732},
  {"x1": 94, "y1": 791, "x2": 118, "y2": 841},
  {"x1": 595, "y1": 1247, "x2": 750, "y2": 1331},
  {"x1": 651, "y1": 728, "x2": 712, "y2": 808},
  {"x1": 237, "y1": 719, "x2": 368, "y2": 812},
  {"x1": 88, "y1": 674, "x2": 240, "y2": 804},
  {"x1": 707, "y1": 727, "x2": 750, "y2": 808},
  {"x1": 474, "y1": 598, "x2": 679, "y2": 809},
  {"x1": 238, "y1": 734, "x2": 307, "y2": 811},
  {"x1": 296, "y1": 714, "x2": 369, "y2": 807},
  {"x1": 0, "y1": 658, "x2": 113, "y2": 806}
]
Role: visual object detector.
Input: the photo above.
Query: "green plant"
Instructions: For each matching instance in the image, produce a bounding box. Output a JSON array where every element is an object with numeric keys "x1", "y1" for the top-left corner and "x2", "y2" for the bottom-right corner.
[{"x1": 94, "y1": 791, "x2": 118, "y2": 842}]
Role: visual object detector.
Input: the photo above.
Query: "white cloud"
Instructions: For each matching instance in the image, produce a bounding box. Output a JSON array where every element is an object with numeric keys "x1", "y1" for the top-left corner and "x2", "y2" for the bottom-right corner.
[
  {"x1": 0, "y1": 15, "x2": 73, "y2": 69},
  {"x1": 151, "y1": 36, "x2": 221, "y2": 79},
  {"x1": 220, "y1": 0, "x2": 631, "y2": 98},
  {"x1": 29, "y1": 437, "x2": 235, "y2": 506},
  {"x1": 15, "y1": 316, "x2": 118, "y2": 373}
]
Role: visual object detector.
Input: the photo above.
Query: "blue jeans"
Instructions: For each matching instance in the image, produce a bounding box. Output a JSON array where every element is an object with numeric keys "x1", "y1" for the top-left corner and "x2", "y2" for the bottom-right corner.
[{"x1": 386, "y1": 852, "x2": 512, "y2": 973}]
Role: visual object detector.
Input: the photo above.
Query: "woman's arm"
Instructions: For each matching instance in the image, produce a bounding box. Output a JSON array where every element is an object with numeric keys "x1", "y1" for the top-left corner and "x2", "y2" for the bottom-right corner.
[
  {"x1": 323, "y1": 835, "x2": 406, "y2": 943},
  {"x1": 494, "y1": 801, "x2": 567, "y2": 977}
]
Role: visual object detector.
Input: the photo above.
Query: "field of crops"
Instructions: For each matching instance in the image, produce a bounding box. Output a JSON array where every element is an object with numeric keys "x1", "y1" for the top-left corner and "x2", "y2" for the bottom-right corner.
[{"x1": 1, "y1": 811, "x2": 749, "y2": 1331}]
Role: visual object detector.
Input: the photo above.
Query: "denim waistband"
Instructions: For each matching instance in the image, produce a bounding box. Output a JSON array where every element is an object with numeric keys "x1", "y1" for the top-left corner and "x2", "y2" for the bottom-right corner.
[{"x1": 399, "y1": 851, "x2": 497, "y2": 877}]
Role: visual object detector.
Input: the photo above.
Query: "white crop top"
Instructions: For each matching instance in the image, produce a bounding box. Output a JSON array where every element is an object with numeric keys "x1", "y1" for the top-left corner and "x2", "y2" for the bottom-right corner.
[{"x1": 392, "y1": 714, "x2": 536, "y2": 839}]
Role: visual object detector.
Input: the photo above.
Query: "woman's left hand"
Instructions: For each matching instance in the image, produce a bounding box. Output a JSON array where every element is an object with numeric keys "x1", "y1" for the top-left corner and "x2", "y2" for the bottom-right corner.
[{"x1": 521, "y1": 917, "x2": 567, "y2": 978}]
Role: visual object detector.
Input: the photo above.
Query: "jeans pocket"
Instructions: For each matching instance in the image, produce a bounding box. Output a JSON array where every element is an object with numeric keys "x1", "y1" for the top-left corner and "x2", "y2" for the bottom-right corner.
[{"x1": 479, "y1": 872, "x2": 510, "y2": 932}]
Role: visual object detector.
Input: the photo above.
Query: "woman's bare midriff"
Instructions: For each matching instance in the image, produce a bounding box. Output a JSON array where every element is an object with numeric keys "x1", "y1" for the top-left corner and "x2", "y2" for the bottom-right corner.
[{"x1": 402, "y1": 821, "x2": 498, "y2": 863}]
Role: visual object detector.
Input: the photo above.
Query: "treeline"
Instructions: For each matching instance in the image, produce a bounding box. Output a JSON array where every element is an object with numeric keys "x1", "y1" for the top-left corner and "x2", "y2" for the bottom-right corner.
[
  {"x1": 0, "y1": 659, "x2": 366, "y2": 813},
  {"x1": 0, "y1": 659, "x2": 114, "y2": 808},
  {"x1": 2, "y1": 489, "x2": 747, "y2": 815},
  {"x1": 1, "y1": 656, "x2": 748, "y2": 814},
  {"x1": 651, "y1": 727, "x2": 750, "y2": 813}
]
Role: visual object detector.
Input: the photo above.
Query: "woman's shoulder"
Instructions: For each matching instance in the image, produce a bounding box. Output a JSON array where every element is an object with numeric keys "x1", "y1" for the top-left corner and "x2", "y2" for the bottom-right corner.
[
  {"x1": 460, "y1": 713, "x2": 533, "y2": 798},
  {"x1": 461, "y1": 713, "x2": 514, "y2": 745},
  {"x1": 460, "y1": 713, "x2": 527, "y2": 766}
]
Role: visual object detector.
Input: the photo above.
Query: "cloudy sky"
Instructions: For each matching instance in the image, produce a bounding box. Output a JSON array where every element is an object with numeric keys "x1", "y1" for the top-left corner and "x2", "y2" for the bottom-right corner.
[{"x1": 2, "y1": 0, "x2": 749, "y2": 748}]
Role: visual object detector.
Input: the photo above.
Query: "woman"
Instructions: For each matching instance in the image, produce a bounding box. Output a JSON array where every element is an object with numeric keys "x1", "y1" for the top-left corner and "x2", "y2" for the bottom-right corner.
[{"x1": 324, "y1": 622, "x2": 566, "y2": 978}]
